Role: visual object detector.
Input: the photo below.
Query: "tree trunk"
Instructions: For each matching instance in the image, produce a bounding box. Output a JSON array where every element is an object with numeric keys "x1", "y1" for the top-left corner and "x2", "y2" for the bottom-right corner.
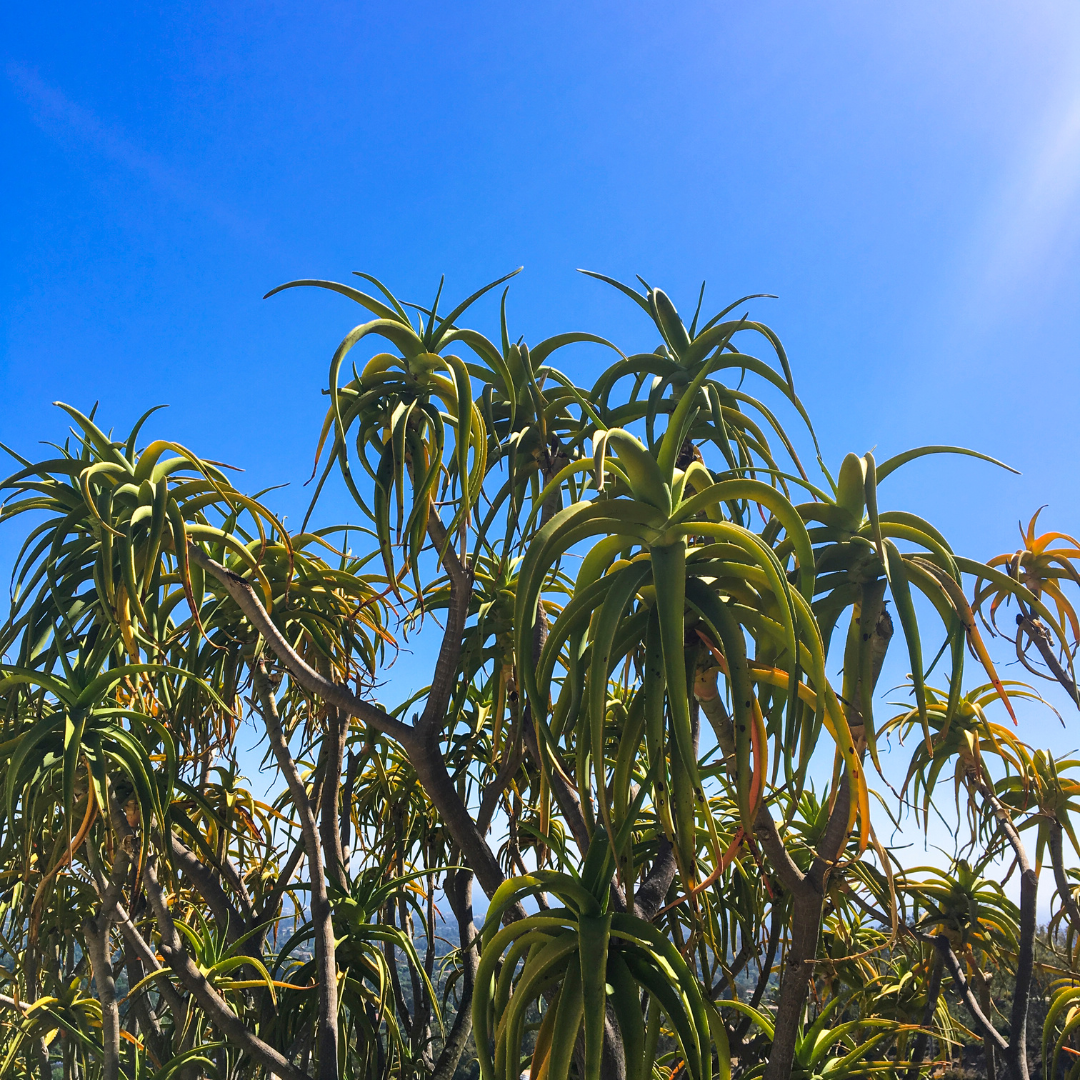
[
  {"x1": 905, "y1": 951, "x2": 943, "y2": 1080},
  {"x1": 1051, "y1": 821, "x2": 1080, "y2": 935},
  {"x1": 320, "y1": 706, "x2": 349, "y2": 891},
  {"x1": 252, "y1": 662, "x2": 340, "y2": 1080},
  {"x1": 760, "y1": 773, "x2": 852, "y2": 1080},
  {"x1": 432, "y1": 869, "x2": 479, "y2": 1080},
  {"x1": 83, "y1": 916, "x2": 120, "y2": 1080}
]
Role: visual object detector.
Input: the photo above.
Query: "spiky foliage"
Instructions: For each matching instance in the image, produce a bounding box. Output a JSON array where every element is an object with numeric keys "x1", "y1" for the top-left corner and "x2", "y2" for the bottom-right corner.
[{"x1": 0, "y1": 269, "x2": 1076, "y2": 1080}]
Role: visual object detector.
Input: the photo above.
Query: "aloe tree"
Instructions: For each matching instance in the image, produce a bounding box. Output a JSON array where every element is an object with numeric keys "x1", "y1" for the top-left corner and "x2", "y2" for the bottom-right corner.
[{"x1": 0, "y1": 268, "x2": 1075, "y2": 1080}]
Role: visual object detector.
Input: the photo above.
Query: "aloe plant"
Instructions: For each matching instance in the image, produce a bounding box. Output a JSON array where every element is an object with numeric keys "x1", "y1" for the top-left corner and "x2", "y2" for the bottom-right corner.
[{"x1": 0, "y1": 268, "x2": 1073, "y2": 1080}]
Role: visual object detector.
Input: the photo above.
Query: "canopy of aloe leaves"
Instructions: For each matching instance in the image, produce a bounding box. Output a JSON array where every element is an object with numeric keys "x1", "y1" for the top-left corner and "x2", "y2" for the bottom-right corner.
[{"x1": 2, "y1": 269, "x2": 1079, "y2": 1080}]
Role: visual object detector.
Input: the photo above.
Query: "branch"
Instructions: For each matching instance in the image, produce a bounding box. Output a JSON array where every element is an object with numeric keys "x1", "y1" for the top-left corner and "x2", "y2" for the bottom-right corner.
[
  {"x1": 82, "y1": 811, "x2": 136, "y2": 1080},
  {"x1": 975, "y1": 779, "x2": 1036, "y2": 1080},
  {"x1": 931, "y1": 934, "x2": 1009, "y2": 1054},
  {"x1": 248, "y1": 834, "x2": 306, "y2": 939},
  {"x1": 407, "y1": 737, "x2": 512, "y2": 903},
  {"x1": 432, "y1": 870, "x2": 479, "y2": 1080},
  {"x1": 171, "y1": 813, "x2": 256, "y2": 920},
  {"x1": 193, "y1": 542, "x2": 509, "y2": 905},
  {"x1": 169, "y1": 832, "x2": 247, "y2": 943},
  {"x1": 475, "y1": 740, "x2": 525, "y2": 838},
  {"x1": 521, "y1": 709, "x2": 590, "y2": 855},
  {"x1": 83, "y1": 915, "x2": 120, "y2": 1080},
  {"x1": 122, "y1": 939, "x2": 167, "y2": 1066},
  {"x1": 250, "y1": 762, "x2": 327, "y2": 941},
  {"x1": 762, "y1": 771, "x2": 851, "y2": 1080},
  {"x1": 112, "y1": 900, "x2": 188, "y2": 1020},
  {"x1": 840, "y1": 883, "x2": 892, "y2": 927},
  {"x1": 752, "y1": 806, "x2": 805, "y2": 895},
  {"x1": 251, "y1": 661, "x2": 340, "y2": 1080},
  {"x1": 86, "y1": 786, "x2": 135, "y2": 922},
  {"x1": 319, "y1": 707, "x2": 348, "y2": 891},
  {"x1": 635, "y1": 839, "x2": 678, "y2": 923},
  {"x1": 733, "y1": 901, "x2": 783, "y2": 1045},
  {"x1": 696, "y1": 681, "x2": 737, "y2": 768},
  {"x1": 423, "y1": 500, "x2": 469, "y2": 591},
  {"x1": 188, "y1": 544, "x2": 414, "y2": 746},
  {"x1": 1051, "y1": 821, "x2": 1080, "y2": 936},
  {"x1": 807, "y1": 772, "x2": 852, "y2": 894},
  {"x1": 904, "y1": 951, "x2": 944, "y2": 1080},
  {"x1": 340, "y1": 748, "x2": 358, "y2": 876},
  {"x1": 1018, "y1": 614, "x2": 1080, "y2": 707},
  {"x1": 143, "y1": 857, "x2": 310, "y2": 1080},
  {"x1": 416, "y1": 511, "x2": 473, "y2": 736}
]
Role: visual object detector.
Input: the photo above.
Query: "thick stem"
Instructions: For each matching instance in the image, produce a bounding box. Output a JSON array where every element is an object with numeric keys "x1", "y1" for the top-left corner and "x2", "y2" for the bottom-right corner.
[
  {"x1": 252, "y1": 662, "x2": 339, "y2": 1080},
  {"x1": 144, "y1": 857, "x2": 308, "y2": 1080},
  {"x1": 340, "y1": 748, "x2": 358, "y2": 876},
  {"x1": 169, "y1": 832, "x2": 247, "y2": 942},
  {"x1": 83, "y1": 916, "x2": 120, "y2": 1080},
  {"x1": 976, "y1": 780, "x2": 1035, "y2": 1080},
  {"x1": 1018, "y1": 614, "x2": 1080, "y2": 707},
  {"x1": 932, "y1": 935, "x2": 1010, "y2": 1056},
  {"x1": 79, "y1": 790, "x2": 139, "y2": 1080},
  {"x1": 320, "y1": 707, "x2": 348, "y2": 891},
  {"x1": 194, "y1": 545, "x2": 507, "y2": 904},
  {"x1": 188, "y1": 545, "x2": 413, "y2": 744},
  {"x1": 904, "y1": 952, "x2": 943, "y2": 1080},
  {"x1": 416, "y1": 510, "x2": 472, "y2": 737},
  {"x1": 1051, "y1": 821, "x2": 1080, "y2": 936},
  {"x1": 635, "y1": 839, "x2": 678, "y2": 923},
  {"x1": 761, "y1": 773, "x2": 851, "y2": 1080},
  {"x1": 762, "y1": 598, "x2": 892, "y2": 1080},
  {"x1": 1010, "y1": 869, "x2": 1036, "y2": 1080},
  {"x1": 753, "y1": 807, "x2": 806, "y2": 896},
  {"x1": 432, "y1": 870, "x2": 479, "y2": 1080},
  {"x1": 768, "y1": 892, "x2": 821, "y2": 1079},
  {"x1": 695, "y1": 681, "x2": 737, "y2": 771},
  {"x1": 408, "y1": 733, "x2": 513, "y2": 903}
]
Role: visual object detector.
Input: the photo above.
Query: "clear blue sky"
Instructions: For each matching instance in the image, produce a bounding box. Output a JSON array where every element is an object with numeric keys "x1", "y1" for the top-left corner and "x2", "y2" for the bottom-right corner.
[
  {"x1": 4, "y1": 4, "x2": 1080, "y2": 778},
  {"x1": 5, "y1": 2, "x2": 1080, "y2": 545}
]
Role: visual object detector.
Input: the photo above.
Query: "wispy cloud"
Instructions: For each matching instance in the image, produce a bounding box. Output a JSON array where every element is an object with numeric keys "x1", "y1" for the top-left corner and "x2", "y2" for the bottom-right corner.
[{"x1": 6, "y1": 61, "x2": 276, "y2": 250}]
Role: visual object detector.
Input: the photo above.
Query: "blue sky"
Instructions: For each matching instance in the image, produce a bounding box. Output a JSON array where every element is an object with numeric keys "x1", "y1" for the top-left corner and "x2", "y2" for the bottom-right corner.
[
  {"x1": 4, "y1": 2, "x2": 1080, "y2": 835},
  {"x1": 5, "y1": 2, "x2": 1080, "y2": 545}
]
